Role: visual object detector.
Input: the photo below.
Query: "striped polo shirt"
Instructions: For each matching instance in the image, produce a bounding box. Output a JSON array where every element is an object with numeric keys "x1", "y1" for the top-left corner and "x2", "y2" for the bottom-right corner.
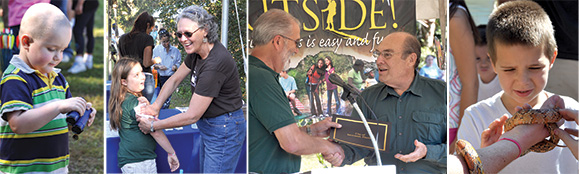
[{"x1": 0, "y1": 55, "x2": 71, "y2": 173}]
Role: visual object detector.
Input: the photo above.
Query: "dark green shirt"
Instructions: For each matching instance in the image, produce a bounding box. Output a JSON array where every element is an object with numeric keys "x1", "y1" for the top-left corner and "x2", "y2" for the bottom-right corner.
[
  {"x1": 117, "y1": 93, "x2": 157, "y2": 168},
  {"x1": 248, "y1": 55, "x2": 300, "y2": 173},
  {"x1": 341, "y1": 72, "x2": 447, "y2": 173}
]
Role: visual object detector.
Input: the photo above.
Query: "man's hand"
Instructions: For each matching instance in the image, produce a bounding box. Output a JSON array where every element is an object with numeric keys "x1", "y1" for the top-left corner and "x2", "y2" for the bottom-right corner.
[
  {"x1": 154, "y1": 64, "x2": 168, "y2": 71},
  {"x1": 394, "y1": 140, "x2": 427, "y2": 163},
  {"x1": 309, "y1": 117, "x2": 342, "y2": 137},
  {"x1": 322, "y1": 141, "x2": 344, "y2": 166},
  {"x1": 554, "y1": 109, "x2": 578, "y2": 159}
]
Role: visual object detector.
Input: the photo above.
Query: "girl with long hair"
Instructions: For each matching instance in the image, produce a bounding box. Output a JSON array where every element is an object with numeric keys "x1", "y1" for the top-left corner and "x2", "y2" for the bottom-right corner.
[
  {"x1": 307, "y1": 58, "x2": 327, "y2": 116},
  {"x1": 118, "y1": 12, "x2": 157, "y2": 102},
  {"x1": 108, "y1": 58, "x2": 179, "y2": 173},
  {"x1": 324, "y1": 57, "x2": 340, "y2": 115}
]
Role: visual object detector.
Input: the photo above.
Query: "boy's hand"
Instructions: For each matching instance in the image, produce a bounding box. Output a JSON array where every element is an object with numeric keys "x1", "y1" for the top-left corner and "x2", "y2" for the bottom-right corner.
[
  {"x1": 58, "y1": 97, "x2": 87, "y2": 115},
  {"x1": 481, "y1": 115, "x2": 508, "y2": 148},
  {"x1": 168, "y1": 153, "x2": 180, "y2": 172},
  {"x1": 86, "y1": 102, "x2": 97, "y2": 127}
]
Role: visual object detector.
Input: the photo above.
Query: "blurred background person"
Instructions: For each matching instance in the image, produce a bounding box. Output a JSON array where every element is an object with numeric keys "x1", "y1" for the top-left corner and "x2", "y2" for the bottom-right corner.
[
  {"x1": 419, "y1": 55, "x2": 444, "y2": 80},
  {"x1": 152, "y1": 28, "x2": 181, "y2": 109}
]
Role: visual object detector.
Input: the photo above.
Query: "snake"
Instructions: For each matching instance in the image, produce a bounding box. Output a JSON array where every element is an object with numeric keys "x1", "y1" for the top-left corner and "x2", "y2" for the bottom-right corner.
[
  {"x1": 504, "y1": 108, "x2": 565, "y2": 156},
  {"x1": 456, "y1": 139, "x2": 485, "y2": 174},
  {"x1": 455, "y1": 108, "x2": 564, "y2": 174}
]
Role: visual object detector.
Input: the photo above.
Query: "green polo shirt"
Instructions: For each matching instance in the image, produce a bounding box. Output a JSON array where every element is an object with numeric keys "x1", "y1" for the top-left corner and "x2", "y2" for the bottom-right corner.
[
  {"x1": 341, "y1": 72, "x2": 447, "y2": 173},
  {"x1": 248, "y1": 55, "x2": 300, "y2": 173},
  {"x1": 117, "y1": 93, "x2": 157, "y2": 168}
]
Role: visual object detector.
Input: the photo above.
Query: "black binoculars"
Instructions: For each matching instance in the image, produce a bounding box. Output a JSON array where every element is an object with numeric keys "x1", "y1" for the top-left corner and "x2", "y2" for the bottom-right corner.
[{"x1": 66, "y1": 109, "x2": 91, "y2": 138}]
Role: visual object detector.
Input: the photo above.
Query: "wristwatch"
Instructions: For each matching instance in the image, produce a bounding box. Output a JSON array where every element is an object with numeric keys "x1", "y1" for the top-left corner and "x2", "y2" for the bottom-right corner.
[{"x1": 150, "y1": 120, "x2": 156, "y2": 132}]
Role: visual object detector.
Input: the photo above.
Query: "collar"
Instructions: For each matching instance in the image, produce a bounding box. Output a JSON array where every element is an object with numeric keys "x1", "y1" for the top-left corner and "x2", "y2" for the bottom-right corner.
[
  {"x1": 10, "y1": 55, "x2": 61, "y2": 75},
  {"x1": 381, "y1": 70, "x2": 423, "y2": 99},
  {"x1": 249, "y1": 55, "x2": 278, "y2": 78},
  {"x1": 10, "y1": 55, "x2": 61, "y2": 86}
]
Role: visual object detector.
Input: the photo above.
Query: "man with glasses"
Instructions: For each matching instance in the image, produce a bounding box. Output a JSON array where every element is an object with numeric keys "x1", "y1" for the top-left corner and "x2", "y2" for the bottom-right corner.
[
  {"x1": 248, "y1": 9, "x2": 344, "y2": 173},
  {"x1": 152, "y1": 28, "x2": 181, "y2": 109},
  {"x1": 338, "y1": 32, "x2": 447, "y2": 173}
]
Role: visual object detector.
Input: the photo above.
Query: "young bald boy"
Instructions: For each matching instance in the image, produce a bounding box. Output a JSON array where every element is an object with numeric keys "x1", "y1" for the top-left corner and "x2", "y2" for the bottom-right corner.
[
  {"x1": 0, "y1": 3, "x2": 96, "y2": 173},
  {"x1": 457, "y1": 1, "x2": 578, "y2": 173}
]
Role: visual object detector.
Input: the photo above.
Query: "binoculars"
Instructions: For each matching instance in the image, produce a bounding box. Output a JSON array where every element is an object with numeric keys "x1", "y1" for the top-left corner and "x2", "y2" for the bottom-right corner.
[{"x1": 66, "y1": 109, "x2": 91, "y2": 139}]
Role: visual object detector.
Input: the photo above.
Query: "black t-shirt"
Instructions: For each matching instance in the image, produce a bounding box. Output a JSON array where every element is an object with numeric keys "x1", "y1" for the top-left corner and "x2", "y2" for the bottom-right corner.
[
  {"x1": 118, "y1": 32, "x2": 155, "y2": 72},
  {"x1": 185, "y1": 42, "x2": 242, "y2": 118}
]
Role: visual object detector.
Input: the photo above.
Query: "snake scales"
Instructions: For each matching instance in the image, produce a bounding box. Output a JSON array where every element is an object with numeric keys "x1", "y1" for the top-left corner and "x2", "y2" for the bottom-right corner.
[
  {"x1": 456, "y1": 108, "x2": 564, "y2": 174},
  {"x1": 504, "y1": 108, "x2": 565, "y2": 156}
]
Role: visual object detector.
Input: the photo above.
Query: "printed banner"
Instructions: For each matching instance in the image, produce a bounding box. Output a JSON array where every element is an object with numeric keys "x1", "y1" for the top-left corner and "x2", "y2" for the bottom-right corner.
[{"x1": 248, "y1": 0, "x2": 416, "y2": 67}]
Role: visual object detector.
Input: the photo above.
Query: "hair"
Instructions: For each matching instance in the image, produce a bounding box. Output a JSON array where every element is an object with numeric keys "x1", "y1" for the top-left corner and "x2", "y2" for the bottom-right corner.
[
  {"x1": 129, "y1": 12, "x2": 155, "y2": 37},
  {"x1": 252, "y1": 9, "x2": 301, "y2": 46},
  {"x1": 158, "y1": 28, "x2": 170, "y2": 38},
  {"x1": 487, "y1": 1, "x2": 556, "y2": 63},
  {"x1": 108, "y1": 58, "x2": 142, "y2": 131},
  {"x1": 325, "y1": 57, "x2": 333, "y2": 68},
  {"x1": 20, "y1": 3, "x2": 71, "y2": 40},
  {"x1": 476, "y1": 25, "x2": 487, "y2": 46},
  {"x1": 315, "y1": 58, "x2": 327, "y2": 75},
  {"x1": 399, "y1": 32, "x2": 422, "y2": 69},
  {"x1": 450, "y1": 0, "x2": 482, "y2": 45},
  {"x1": 177, "y1": 5, "x2": 219, "y2": 43}
]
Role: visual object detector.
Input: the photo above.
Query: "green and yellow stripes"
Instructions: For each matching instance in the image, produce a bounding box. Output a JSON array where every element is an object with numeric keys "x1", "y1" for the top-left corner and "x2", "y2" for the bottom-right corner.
[
  {"x1": 0, "y1": 155, "x2": 68, "y2": 173},
  {"x1": 0, "y1": 101, "x2": 33, "y2": 112},
  {"x1": 0, "y1": 119, "x2": 67, "y2": 139},
  {"x1": 32, "y1": 87, "x2": 67, "y2": 104},
  {"x1": 1, "y1": 64, "x2": 19, "y2": 76},
  {"x1": 1, "y1": 75, "x2": 26, "y2": 85}
]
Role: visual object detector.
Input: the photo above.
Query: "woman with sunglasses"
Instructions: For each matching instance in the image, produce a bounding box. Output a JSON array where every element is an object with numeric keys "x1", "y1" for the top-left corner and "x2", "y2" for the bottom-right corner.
[
  {"x1": 118, "y1": 12, "x2": 157, "y2": 102},
  {"x1": 137, "y1": 5, "x2": 245, "y2": 173}
]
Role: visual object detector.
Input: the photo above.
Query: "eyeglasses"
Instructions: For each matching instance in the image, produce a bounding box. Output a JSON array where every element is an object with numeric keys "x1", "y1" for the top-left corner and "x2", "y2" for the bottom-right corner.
[
  {"x1": 278, "y1": 35, "x2": 300, "y2": 46},
  {"x1": 176, "y1": 27, "x2": 202, "y2": 38},
  {"x1": 372, "y1": 50, "x2": 409, "y2": 59}
]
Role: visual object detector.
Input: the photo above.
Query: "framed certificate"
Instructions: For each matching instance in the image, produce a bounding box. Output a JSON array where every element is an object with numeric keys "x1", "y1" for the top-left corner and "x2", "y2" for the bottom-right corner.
[{"x1": 330, "y1": 115, "x2": 390, "y2": 152}]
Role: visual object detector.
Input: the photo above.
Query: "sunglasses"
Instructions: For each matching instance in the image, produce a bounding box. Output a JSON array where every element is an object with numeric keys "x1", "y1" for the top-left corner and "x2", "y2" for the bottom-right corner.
[{"x1": 176, "y1": 27, "x2": 202, "y2": 38}]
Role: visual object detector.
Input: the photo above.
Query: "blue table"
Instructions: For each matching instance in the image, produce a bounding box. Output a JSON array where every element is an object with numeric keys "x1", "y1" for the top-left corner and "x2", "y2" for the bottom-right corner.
[{"x1": 106, "y1": 109, "x2": 247, "y2": 173}]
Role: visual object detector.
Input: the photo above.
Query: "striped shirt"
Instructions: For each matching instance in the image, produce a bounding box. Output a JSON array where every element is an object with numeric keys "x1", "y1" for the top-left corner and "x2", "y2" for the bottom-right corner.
[{"x1": 0, "y1": 55, "x2": 70, "y2": 173}]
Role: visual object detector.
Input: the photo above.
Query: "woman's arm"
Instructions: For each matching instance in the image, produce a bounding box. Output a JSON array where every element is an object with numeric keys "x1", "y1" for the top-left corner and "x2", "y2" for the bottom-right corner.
[
  {"x1": 142, "y1": 46, "x2": 154, "y2": 67},
  {"x1": 449, "y1": 10, "x2": 479, "y2": 126}
]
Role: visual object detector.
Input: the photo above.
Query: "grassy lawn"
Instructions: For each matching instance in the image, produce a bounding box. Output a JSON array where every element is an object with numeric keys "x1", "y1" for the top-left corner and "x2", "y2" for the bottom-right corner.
[{"x1": 57, "y1": 1, "x2": 105, "y2": 173}]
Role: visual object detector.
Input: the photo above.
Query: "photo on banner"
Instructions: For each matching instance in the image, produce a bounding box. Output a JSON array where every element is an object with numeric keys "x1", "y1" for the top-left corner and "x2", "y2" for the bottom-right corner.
[{"x1": 248, "y1": 0, "x2": 446, "y2": 173}]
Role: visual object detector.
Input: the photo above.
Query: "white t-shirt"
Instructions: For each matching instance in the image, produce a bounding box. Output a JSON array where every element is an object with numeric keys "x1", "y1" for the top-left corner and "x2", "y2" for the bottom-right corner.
[
  {"x1": 457, "y1": 91, "x2": 579, "y2": 173},
  {"x1": 477, "y1": 74, "x2": 501, "y2": 102}
]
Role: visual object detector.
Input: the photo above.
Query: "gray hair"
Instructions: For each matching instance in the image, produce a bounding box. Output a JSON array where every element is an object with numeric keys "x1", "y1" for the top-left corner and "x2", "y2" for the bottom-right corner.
[
  {"x1": 177, "y1": 5, "x2": 219, "y2": 43},
  {"x1": 252, "y1": 9, "x2": 301, "y2": 46}
]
